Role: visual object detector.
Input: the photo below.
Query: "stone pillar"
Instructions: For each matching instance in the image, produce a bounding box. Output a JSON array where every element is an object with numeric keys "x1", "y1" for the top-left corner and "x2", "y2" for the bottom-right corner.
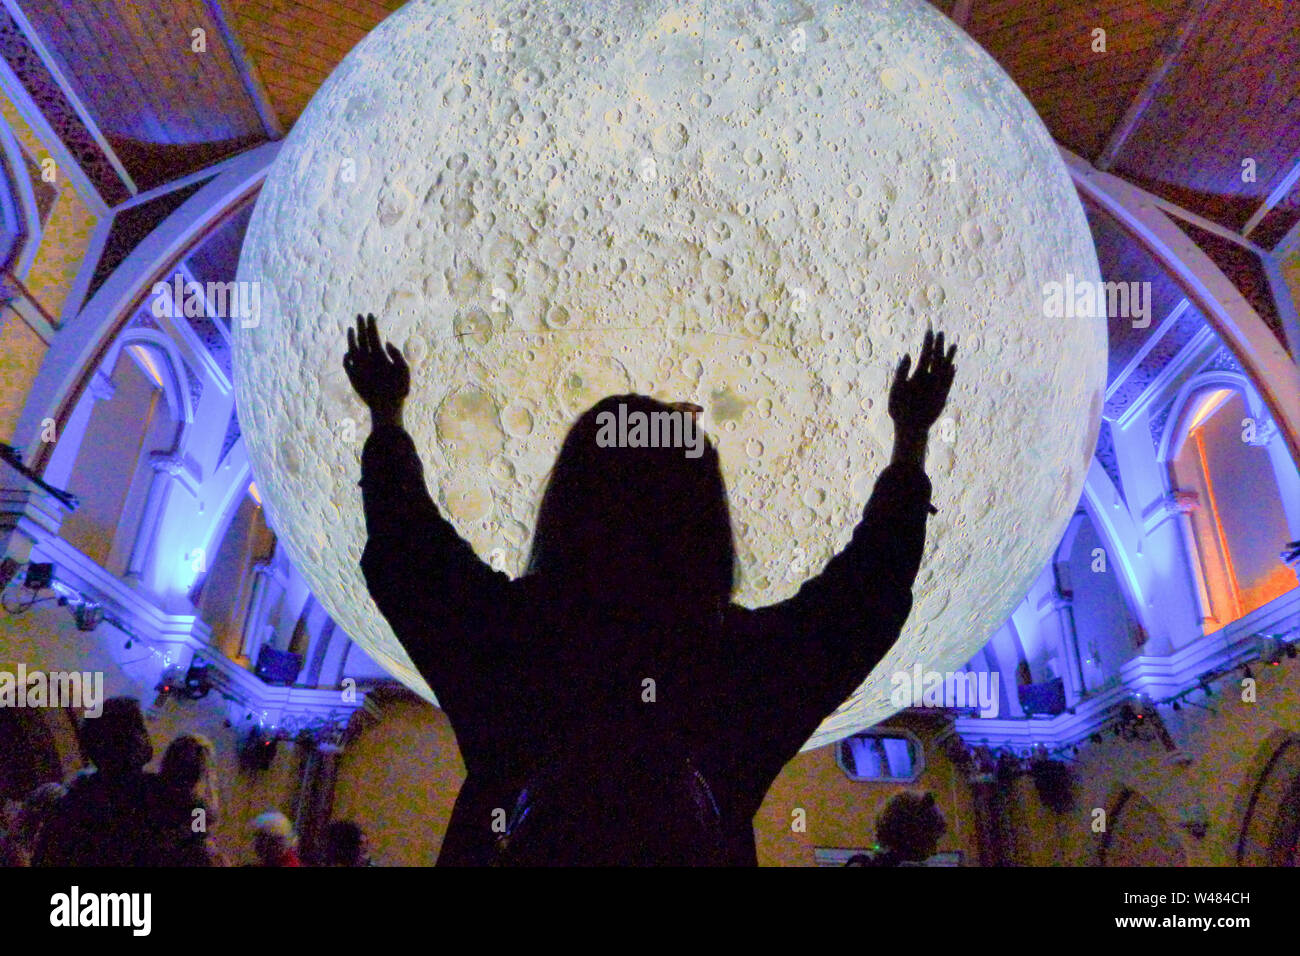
[
  {"x1": 1045, "y1": 590, "x2": 1085, "y2": 705},
  {"x1": 287, "y1": 594, "x2": 315, "y2": 658},
  {"x1": 1158, "y1": 488, "x2": 1212, "y2": 629},
  {"x1": 240, "y1": 561, "x2": 284, "y2": 661},
  {"x1": 304, "y1": 617, "x2": 336, "y2": 687},
  {"x1": 124, "y1": 453, "x2": 187, "y2": 581}
]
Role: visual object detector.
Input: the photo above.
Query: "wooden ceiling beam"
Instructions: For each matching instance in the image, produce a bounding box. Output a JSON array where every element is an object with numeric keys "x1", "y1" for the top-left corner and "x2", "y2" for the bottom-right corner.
[
  {"x1": 204, "y1": 0, "x2": 284, "y2": 139},
  {"x1": 1241, "y1": 149, "x2": 1300, "y2": 241},
  {"x1": 1094, "y1": 0, "x2": 1221, "y2": 172},
  {"x1": 0, "y1": 0, "x2": 138, "y2": 198}
]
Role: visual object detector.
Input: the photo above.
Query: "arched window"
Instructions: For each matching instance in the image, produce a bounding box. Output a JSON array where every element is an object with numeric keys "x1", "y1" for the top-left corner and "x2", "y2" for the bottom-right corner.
[
  {"x1": 58, "y1": 345, "x2": 179, "y2": 571},
  {"x1": 1237, "y1": 734, "x2": 1300, "y2": 867},
  {"x1": 1169, "y1": 386, "x2": 1296, "y2": 628},
  {"x1": 194, "y1": 483, "x2": 276, "y2": 662},
  {"x1": 837, "y1": 729, "x2": 924, "y2": 782}
]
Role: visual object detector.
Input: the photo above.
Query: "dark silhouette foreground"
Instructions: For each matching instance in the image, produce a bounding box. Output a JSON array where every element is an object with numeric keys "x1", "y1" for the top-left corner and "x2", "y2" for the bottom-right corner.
[{"x1": 346, "y1": 314, "x2": 956, "y2": 865}]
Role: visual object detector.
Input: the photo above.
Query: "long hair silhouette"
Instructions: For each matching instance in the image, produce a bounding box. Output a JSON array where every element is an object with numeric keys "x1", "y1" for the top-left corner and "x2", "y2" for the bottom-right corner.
[
  {"x1": 526, "y1": 394, "x2": 736, "y2": 608},
  {"x1": 344, "y1": 312, "x2": 957, "y2": 865}
]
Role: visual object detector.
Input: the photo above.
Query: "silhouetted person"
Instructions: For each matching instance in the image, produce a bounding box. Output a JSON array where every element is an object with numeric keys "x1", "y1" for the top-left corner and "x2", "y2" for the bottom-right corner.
[
  {"x1": 861, "y1": 791, "x2": 948, "y2": 866},
  {"x1": 250, "y1": 811, "x2": 301, "y2": 867},
  {"x1": 345, "y1": 313, "x2": 957, "y2": 865},
  {"x1": 147, "y1": 733, "x2": 224, "y2": 866},
  {"x1": 0, "y1": 782, "x2": 64, "y2": 866},
  {"x1": 34, "y1": 697, "x2": 158, "y2": 866},
  {"x1": 322, "y1": 820, "x2": 371, "y2": 866}
]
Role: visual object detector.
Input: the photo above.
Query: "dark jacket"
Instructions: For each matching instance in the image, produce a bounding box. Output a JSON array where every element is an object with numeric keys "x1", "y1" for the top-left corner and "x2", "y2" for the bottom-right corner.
[{"x1": 359, "y1": 424, "x2": 933, "y2": 865}]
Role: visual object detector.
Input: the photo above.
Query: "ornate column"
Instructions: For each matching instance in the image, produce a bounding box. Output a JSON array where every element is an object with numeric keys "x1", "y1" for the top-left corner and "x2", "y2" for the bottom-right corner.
[
  {"x1": 1045, "y1": 590, "x2": 1085, "y2": 704},
  {"x1": 124, "y1": 452, "x2": 188, "y2": 580},
  {"x1": 1158, "y1": 488, "x2": 1212, "y2": 628},
  {"x1": 304, "y1": 617, "x2": 336, "y2": 687},
  {"x1": 239, "y1": 561, "x2": 285, "y2": 661}
]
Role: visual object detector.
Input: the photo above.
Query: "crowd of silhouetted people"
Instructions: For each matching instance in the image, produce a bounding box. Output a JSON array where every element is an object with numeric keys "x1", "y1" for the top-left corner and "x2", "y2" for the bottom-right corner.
[{"x1": 0, "y1": 696, "x2": 371, "y2": 867}]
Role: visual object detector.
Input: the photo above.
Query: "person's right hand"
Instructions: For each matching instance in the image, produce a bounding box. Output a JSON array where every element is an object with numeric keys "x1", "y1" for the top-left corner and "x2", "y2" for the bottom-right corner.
[{"x1": 343, "y1": 313, "x2": 409, "y2": 424}]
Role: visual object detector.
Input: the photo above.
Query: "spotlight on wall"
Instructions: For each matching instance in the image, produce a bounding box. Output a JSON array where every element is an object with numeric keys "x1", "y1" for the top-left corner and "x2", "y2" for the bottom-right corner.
[
  {"x1": 0, "y1": 557, "x2": 19, "y2": 591},
  {"x1": 71, "y1": 602, "x2": 103, "y2": 632},
  {"x1": 183, "y1": 659, "x2": 211, "y2": 700},
  {"x1": 23, "y1": 562, "x2": 53, "y2": 590}
]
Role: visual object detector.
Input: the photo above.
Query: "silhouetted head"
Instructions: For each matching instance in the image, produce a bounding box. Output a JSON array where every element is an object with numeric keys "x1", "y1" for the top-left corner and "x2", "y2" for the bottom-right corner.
[
  {"x1": 323, "y1": 820, "x2": 368, "y2": 866},
  {"x1": 79, "y1": 697, "x2": 152, "y2": 776},
  {"x1": 161, "y1": 733, "x2": 214, "y2": 791},
  {"x1": 251, "y1": 810, "x2": 297, "y2": 865},
  {"x1": 876, "y1": 790, "x2": 946, "y2": 862},
  {"x1": 527, "y1": 394, "x2": 735, "y2": 608}
]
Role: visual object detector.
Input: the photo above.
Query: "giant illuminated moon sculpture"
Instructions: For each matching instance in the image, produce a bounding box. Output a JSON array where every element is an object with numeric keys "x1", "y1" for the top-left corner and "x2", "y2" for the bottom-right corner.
[{"x1": 234, "y1": 0, "x2": 1106, "y2": 748}]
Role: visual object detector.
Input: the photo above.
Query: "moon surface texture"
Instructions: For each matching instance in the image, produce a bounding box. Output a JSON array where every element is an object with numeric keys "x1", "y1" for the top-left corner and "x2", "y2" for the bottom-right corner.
[{"x1": 234, "y1": 0, "x2": 1106, "y2": 749}]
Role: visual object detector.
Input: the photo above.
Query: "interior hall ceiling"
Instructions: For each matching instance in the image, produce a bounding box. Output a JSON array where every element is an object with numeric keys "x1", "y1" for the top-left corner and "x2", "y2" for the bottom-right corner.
[{"x1": 14, "y1": 0, "x2": 1298, "y2": 249}]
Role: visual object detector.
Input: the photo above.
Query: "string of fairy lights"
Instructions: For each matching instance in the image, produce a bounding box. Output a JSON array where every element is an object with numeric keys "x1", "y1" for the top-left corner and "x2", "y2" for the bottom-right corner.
[
  {"x1": 0, "y1": 559, "x2": 358, "y2": 748},
  {"x1": 946, "y1": 633, "x2": 1298, "y2": 771}
]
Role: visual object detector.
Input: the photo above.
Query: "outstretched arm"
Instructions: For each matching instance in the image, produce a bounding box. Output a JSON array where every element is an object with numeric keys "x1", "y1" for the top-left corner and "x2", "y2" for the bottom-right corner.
[
  {"x1": 345, "y1": 314, "x2": 510, "y2": 696},
  {"x1": 745, "y1": 328, "x2": 957, "y2": 745}
]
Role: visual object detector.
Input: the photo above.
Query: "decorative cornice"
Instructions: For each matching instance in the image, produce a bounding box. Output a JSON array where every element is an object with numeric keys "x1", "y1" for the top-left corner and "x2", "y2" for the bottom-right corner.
[
  {"x1": 1093, "y1": 420, "x2": 1125, "y2": 506},
  {"x1": 148, "y1": 453, "x2": 186, "y2": 477},
  {"x1": 1107, "y1": 304, "x2": 1207, "y2": 424},
  {"x1": 85, "y1": 371, "x2": 115, "y2": 403}
]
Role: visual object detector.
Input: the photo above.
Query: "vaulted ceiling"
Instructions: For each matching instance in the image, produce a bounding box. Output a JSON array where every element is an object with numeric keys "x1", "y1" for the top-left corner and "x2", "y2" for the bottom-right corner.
[{"x1": 6, "y1": 0, "x2": 1298, "y2": 354}]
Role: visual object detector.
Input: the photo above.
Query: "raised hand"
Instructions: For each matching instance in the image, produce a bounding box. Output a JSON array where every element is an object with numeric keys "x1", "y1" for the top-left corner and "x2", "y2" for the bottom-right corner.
[
  {"x1": 343, "y1": 313, "x2": 409, "y2": 426},
  {"x1": 888, "y1": 326, "x2": 957, "y2": 436}
]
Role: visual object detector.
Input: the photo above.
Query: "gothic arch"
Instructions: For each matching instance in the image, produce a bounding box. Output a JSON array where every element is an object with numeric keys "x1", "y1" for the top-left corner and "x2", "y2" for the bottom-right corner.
[
  {"x1": 1156, "y1": 370, "x2": 1262, "y2": 467},
  {"x1": 102, "y1": 327, "x2": 196, "y2": 441},
  {"x1": 1234, "y1": 731, "x2": 1300, "y2": 866},
  {"x1": 1096, "y1": 785, "x2": 1187, "y2": 866}
]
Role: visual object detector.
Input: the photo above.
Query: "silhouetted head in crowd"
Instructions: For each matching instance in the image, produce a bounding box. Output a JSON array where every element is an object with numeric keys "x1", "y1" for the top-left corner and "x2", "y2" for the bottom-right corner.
[
  {"x1": 323, "y1": 820, "x2": 369, "y2": 866},
  {"x1": 251, "y1": 810, "x2": 299, "y2": 866},
  {"x1": 527, "y1": 394, "x2": 736, "y2": 610},
  {"x1": 1, "y1": 782, "x2": 65, "y2": 865},
  {"x1": 80, "y1": 696, "x2": 152, "y2": 777},
  {"x1": 876, "y1": 790, "x2": 947, "y2": 863},
  {"x1": 161, "y1": 733, "x2": 220, "y2": 818}
]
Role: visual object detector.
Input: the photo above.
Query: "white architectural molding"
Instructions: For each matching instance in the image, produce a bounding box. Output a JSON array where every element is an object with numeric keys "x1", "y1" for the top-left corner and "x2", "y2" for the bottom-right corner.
[{"x1": 953, "y1": 587, "x2": 1300, "y2": 749}]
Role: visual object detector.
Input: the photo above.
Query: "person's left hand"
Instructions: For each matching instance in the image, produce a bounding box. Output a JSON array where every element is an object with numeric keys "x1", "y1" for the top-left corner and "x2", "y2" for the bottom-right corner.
[{"x1": 888, "y1": 326, "x2": 957, "y2": 434}]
